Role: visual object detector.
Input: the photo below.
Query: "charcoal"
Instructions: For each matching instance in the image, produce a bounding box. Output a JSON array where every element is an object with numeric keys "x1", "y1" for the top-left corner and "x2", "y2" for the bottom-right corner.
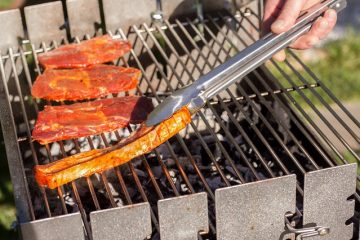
[
  {"x1": 26, "y1": 95, "x2": 326, "y2": 238},
  {"x1": 152, "y1": 232, "x2": 160, "y2": 240},
  {"x1": 151, "y1": 166, "x2": 163, "y2": 178},
  {"x1": 162, "y1": 158, "x2": 176, "y2": 167},
  {"x1": 155, "y1": 144, "x2": 172, "y2": 159},
  {"x1": 273, "y1": 101, "x2": 291, "y2": 144},
  {"x1": 207, "y1": 176, "x2": 225, "y2": 191}
]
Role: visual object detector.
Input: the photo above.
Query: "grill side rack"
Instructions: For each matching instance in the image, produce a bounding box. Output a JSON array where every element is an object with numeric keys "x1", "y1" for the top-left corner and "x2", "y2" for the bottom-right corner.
[{"x1": 0, "y1": 1, "x2": 359, "y2": 239}]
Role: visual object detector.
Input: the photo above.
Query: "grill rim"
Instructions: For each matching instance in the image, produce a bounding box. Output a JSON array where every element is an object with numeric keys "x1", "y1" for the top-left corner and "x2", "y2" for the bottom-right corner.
[{"x1": 0, "y1": 7, "x2": 359, "y2": 239}]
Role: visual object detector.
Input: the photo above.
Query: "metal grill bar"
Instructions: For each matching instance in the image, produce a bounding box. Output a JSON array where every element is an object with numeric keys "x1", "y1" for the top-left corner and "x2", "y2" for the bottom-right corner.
[
  {"x1": 207, "y1": 15, "x2": 317, "y2": 177},
  {"x1": 115, "y1": 29, "x2": 214, "y2": 200},
  {"x1": 117, "y1": 28, "x2": 218, "y2": 236},
  {"x1": 142, "y1": 23, "x2": 249, "y2": 183},
  {"x1": 237, "y1": 9, "x2": 360, "y2": 158},
  {"x1": 0, "y1": 51, "x2": 33, "y2": 223},
  {"x1": 30, "y1": 42, "x2": 67, "y2": 218},
  {"x1": 203, "y1": 15, "x2": 310, "y2": 174},
  {"x1": 191, "y1": 15, "x2": 310, "y2": 196},
  {"x1": 112, "y1": 30, "x2": 203, "y2": 236},
  {"x1": 233, "y1": 10, "x2": 360, "y2": 193},
  {"x1": 7, "y1": 48, "x2": 37, "y2": 220},
  {"x1": 0, "y1": 10, "x2": 359, "y2": 239},
  {"x1": 207, "y1": 15, "x2": 322, "y2": 170},
  {"x1": 228, "y1": 10, "x2": 360, "y2": 158},
  {"x1": 161, "y1": 19, "x2": 277, "y2": 182},
  {"x1": 39, "y1": 40, "x2": 94, "y2": 239},
  {"x1": 160, "y1": 19, "x2": 308, "y2": 204},
  {"x1": 288, "y1": 50, "x2": 360, "y2": 128},
  {"x1": 123, "y1": 9, "x2": 358, "y2": 231},
  {"x1": 132, "y1": 25, "x2": 232, "y2": 188},
  {"x1": 188, "y1": 14, "x2": 306, "y2": 189},
  {"x1": 157, "y1": 21, "x2": 261, "y2": 182}
]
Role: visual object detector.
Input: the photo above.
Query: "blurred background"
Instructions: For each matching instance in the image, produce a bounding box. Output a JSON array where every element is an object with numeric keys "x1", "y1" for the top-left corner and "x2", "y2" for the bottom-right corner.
[{"x1": 0, "y1": 0, "x2": 359, "y2": 239}]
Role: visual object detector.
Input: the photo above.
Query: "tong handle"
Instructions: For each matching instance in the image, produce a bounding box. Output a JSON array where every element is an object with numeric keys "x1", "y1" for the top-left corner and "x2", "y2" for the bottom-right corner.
[
  {"x1": 145, "y1": 0, "x2": 346, "y2": 126},
  {"x1": 195, "y1": 0, "x2": 346, "y2": 101}
]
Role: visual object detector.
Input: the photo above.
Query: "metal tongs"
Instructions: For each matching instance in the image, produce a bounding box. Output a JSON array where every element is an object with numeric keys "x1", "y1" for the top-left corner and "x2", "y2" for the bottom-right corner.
[{"x1": 145, "y1": 0, "x2": 347, "y2": 127}]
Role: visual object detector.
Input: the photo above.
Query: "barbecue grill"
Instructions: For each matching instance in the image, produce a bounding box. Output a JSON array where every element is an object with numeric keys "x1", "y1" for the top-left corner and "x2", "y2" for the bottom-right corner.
[{"x1": 0, "y1": 0, "x2": 359, "y2": 239}]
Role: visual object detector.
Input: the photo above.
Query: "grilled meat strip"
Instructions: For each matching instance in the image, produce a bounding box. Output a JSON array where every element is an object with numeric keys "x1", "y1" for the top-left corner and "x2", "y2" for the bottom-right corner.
[
  {"x1": 32, "y1": 96, "x2": 154, "y2": 145},
  {"x1": 38, "y1": 35, "x2": 131, "y2": 69},
  {"x1": 35, "y1": 107, "x2": 191, "y2": 189},
  {"x1": 31, "y1": 64, "x2": 140, "y2": 101}
]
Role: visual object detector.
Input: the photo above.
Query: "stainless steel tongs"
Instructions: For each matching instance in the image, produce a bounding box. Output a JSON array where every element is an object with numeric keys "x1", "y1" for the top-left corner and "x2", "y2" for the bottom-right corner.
[{"x1": 145, "y1": 0, "x2": 347, "y2": 127}]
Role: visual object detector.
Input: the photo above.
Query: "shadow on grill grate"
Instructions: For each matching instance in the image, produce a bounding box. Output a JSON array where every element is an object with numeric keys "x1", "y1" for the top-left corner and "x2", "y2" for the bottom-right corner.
[{"x1": 0, "y1": 8, "x2": 359, "y2": 240}]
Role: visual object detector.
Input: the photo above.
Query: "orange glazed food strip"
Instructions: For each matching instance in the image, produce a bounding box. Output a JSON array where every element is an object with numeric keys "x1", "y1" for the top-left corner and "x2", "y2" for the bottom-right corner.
[
  {"x1": 35, "y1": 107, "x2": 192, "y2": 189},
  {"x1": 31, "y1": 64, "x2": 140, "y2": 101},
  {"x1": 32, "y1": 96, "x2": 154, "y2": 145},
  {"x1": 38, "y1": 35, "x2": 131, "y2": 69}
]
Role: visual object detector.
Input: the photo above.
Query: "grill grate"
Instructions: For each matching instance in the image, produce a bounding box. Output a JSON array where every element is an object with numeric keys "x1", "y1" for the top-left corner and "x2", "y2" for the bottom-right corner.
[{"x1": 0, "y1": 10, "x2": 359, "y2": 239}]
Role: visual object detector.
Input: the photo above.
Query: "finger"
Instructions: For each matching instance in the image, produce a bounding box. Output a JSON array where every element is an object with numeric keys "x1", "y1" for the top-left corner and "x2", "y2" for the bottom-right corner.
[
  {"x1": 290, "y1": 17, "x2": 327, "y2": 49},
  {"x1": 290, "y1": 34, "x2": 319, "y2": 50},
  {"x1": 302, "y1": 0, "x2": 322, "y2": 10},
  {"x1": 272, "y1": 50, "x2": 286, "y2": 61},
  {"x1": 322, "y1": 9, "x2": 338, "y2": 36},
  {"x1": 263, "y1": 0, "x2": 284, "y2": 21},
  {"x1": 271, "y1": 0, "x2": 306, "y2": 33},
  {"x1": 305, "y1": 9, "x2": 337, "y2": 40},
  {"x1": 311, "y1": 17, "x2": 331, "y2": 40},
  {"x1": 290, "y1": 9, "x2": 337, "y2": 49},
  {"x1": 263, "y1": 0, "x2": 285, "y2": 33}
]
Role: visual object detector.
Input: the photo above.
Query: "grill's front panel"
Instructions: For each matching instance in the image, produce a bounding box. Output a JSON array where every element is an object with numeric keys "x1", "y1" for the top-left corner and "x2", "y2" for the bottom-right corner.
[{"x1": 0, "y1": 1, "x2": 359, "y2": 239}]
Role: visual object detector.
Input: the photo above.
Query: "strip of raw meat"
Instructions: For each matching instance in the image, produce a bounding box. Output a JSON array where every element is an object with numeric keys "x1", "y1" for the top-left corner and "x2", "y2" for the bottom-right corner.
[
  {"x1": 34, "y1": 107, "x2": 191, "y2": 189},
  {"x1": 31, "y1": 64, "x2": 140, "y2": 101},
  {"x1": 38, "y1": 35, "x2": 131, "y2": 69},
  {"x1": 32, "y1": 96, "x2": 154, "y2": 145}
]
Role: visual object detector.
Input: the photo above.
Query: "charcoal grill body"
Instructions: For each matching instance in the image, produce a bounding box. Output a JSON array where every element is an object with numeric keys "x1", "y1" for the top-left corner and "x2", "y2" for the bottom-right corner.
[{"x1": 0, "y1": 0, "x2": 359, "y2": 239}]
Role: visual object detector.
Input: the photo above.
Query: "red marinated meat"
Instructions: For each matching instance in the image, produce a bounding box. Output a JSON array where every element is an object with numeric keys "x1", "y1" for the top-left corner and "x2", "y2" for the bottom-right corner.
[
  {"x1": 38, "y1": 35, "x2": 131, "y2": 69},
  {"x1": 31, "y1": 64, "x2": 140, "y2": 101},
  {"x1": 32, "y1": 96, "x2": 154, "y2": 144},
  {"x1": 34, "y1": 107, "x2": 191, "y2": 189}
]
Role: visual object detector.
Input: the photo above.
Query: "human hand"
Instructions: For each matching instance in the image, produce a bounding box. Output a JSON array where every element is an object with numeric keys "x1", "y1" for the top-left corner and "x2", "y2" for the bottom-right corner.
[{"x1": 263, "y1": 0, "x2": 338, "y2": 61}]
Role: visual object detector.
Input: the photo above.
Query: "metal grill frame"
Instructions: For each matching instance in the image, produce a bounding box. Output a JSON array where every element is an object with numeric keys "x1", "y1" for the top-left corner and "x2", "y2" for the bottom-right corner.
[{"x1": 0, "y1": 1, "x2": 359, "y2": 239}]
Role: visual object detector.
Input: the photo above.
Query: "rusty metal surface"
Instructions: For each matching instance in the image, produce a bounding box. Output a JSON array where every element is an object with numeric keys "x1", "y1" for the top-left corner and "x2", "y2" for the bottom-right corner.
[
  {"x1": 215, "y1": 175, "x2": 297, "y2": 240},
  {"x1": 158, "y1": 193, "x2": 209, "y2": 240},
  {"x1": 66, "y1": 0, "x2": 102, "y2": 38},
  {"x1": 24, "y1": 1, "x2": 66, "y2": 46},
  {"x1": 90, "y1": 202, "x2": 152, "y2": 240},
  {"x1": 303, "y1": 163, "x2": 357, "y2": 240}
]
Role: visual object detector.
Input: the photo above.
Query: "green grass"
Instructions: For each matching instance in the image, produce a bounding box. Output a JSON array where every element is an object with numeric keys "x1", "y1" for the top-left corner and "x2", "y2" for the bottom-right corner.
[
  {"x1": 0, "y1": 0, "x2": 13, "y2": 9},
  {"x1": 343, "y1": 150, "x2": 360, "y2": 174},
  {"x1": 0, "y1": 126, "x2": 17, "y2": 240},
  {"x1": 267, "y1": 31, "x2": 360, "y2": 107}
]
